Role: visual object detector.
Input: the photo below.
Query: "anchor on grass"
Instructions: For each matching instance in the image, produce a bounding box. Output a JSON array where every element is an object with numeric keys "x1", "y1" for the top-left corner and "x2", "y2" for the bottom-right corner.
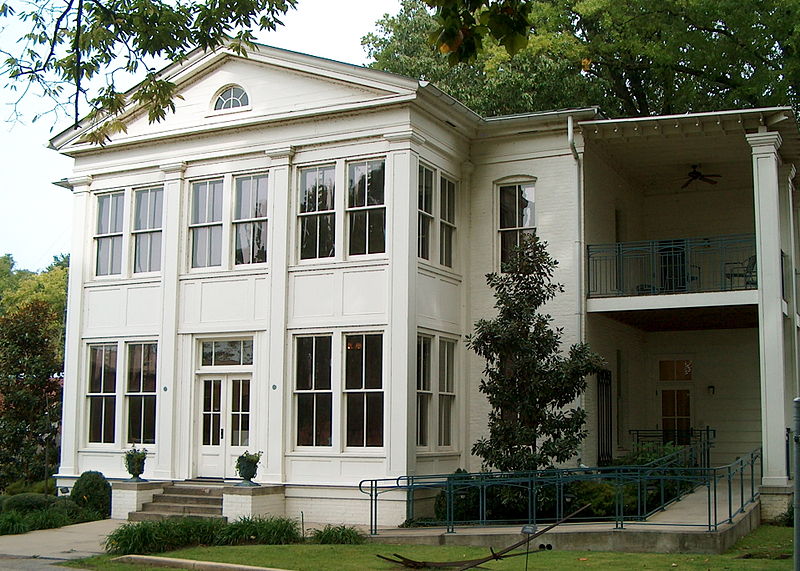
[{"x1": 377, "y1": 503, "x2": 591, "y2": 570}]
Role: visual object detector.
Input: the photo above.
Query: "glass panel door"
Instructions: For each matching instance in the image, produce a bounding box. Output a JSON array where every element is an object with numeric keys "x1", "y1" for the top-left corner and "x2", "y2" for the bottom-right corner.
[
  {"x1": 197, "y1": 375, "x2": 253, "y2": 478},
  {"x1": 661, "y1": 389, "x2": 691, "y2": 445}
]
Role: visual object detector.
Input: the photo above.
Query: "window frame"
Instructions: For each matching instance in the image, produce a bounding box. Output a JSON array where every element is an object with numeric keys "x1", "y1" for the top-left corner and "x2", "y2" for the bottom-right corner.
[
  {"x1": 498, "y1": 180, "x2": 536, "y2": 267},
  {"x1": 417, "y1": 162, "x2": 458, "y2": 270},
  {"x1": 297, "y1": 164, "x2": 337, "y2": 261},
  {"x1": 418, "y1": 164, "x2": 435, "y2": 260},
  {"x1": 132, "y1": 187, "x2": 164, "y2": 274},
  {"x1": 415, "y1": 333, "x2": 459, "y2": 452},
  {"x1": 125, "y1": 342, "x2": 158, "y2": 445},
  {"x1": 343, "y1": 332, "x2": 384, "y2": 449},
  {"x1": 212, "y1": 85, "x2": 251, "y2": 113},
  {"x1": 94, "y1": 190, "x2": 126, "y2": 277},
  {"x1": 294, "y1": 335, "x2": 333, "y2": 448},
  {"x1": 416, "y1": 335, "x2": 433, "y2": 448},
  {"x1": 189, "y1": 178, "x2": 225, "y2": 269},
  {"x1": 439, "y1": 175, "x2": 457, "y2": 268},
  {"x1": 347, "y1": 159, "x2": 386, "y2": 256},
  {"x1": 232, "y1": 173, "x2": 269, "y2": 266},
  {"x1": 87, "y1": 343, "x2": 119, "y2": 445}
]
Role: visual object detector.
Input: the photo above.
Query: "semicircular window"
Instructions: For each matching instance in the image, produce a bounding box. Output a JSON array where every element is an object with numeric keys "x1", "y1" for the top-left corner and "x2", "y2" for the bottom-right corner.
[{"x1": 214, "y1": 86, "x2": 249, "y2": 110}]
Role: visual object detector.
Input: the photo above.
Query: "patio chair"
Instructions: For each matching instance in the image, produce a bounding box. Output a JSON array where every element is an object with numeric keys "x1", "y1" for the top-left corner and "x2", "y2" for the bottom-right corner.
[{"x1": 724, "y1": 255, "x2": 757, "y2": 289}]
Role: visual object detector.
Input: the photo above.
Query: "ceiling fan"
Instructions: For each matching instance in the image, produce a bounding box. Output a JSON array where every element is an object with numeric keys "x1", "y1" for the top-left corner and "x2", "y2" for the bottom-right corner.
[{"x1": 681, "y1": 165, "x2": 722, "y2": 189}]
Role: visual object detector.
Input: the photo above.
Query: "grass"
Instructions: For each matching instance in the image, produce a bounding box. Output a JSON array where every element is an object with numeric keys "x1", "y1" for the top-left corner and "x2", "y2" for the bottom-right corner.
[{"x1": 65, "y1": 524, "x2": 793, "y2": 571}]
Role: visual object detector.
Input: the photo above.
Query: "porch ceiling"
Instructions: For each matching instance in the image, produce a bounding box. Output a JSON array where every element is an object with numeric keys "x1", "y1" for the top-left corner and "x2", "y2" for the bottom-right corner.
[
  {"x1": 600, "y1": 304, "x2": 758, "y2": 331},
  {"x1": 580, "y1": 108, "x2": 799, "y2": 195}
]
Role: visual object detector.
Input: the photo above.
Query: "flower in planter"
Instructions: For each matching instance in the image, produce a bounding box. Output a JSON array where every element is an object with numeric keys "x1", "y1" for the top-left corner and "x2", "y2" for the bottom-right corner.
[
  {"x1": 124, "y1": 447, "x2": 148, "y2": 481},
  {"x1": 235, "y1": 450, "x2": 263, "y2": 486}
]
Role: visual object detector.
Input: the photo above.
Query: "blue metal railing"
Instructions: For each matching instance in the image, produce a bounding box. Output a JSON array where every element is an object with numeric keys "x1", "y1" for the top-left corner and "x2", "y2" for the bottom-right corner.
[
  {"x1": 359, "y1": 445, "x2": 762, "y2": 535},
  {"x1": 587, "y1": 233, "x2": 756, "y2": 298}
]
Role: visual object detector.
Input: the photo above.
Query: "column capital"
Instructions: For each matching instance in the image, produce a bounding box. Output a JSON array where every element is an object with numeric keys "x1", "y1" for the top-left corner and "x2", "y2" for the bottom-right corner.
[
  {"x1": 67, "y1": 175, "x2": 92, "y2": 191},
  {"x1": 780, "y1": 163, "x2": 796, "y2": 182},
  {"x1": 746, "y1": 131, "x2": 782, "y2": 153},
  {"x1": 383, "y1": 130, "x2": 426, "y2": 150},
  {"x1": 159, "y1": 162, "x2": 186, "y2": 179},
  {"x1": 264, "y1": 145, "x2": 295, "y2": 166}
]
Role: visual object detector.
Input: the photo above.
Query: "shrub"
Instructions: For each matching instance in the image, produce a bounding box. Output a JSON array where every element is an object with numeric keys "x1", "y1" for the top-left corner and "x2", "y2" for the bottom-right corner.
[
  {"x1": 0, "y1": 497, "x2": 7, "y2": 511},
  {"x1": 3, "y1": 493, "x2": 57, "y2": 514},
  {"x1": 3, "y1": 479, "x2": 56, "y2": 496},
  {"x1": 216, "y1": 516, "x2": 301, "y2": 546},
  {"x1": 310, "y1": 524, "x2": 364, "y2": 544},
  {"x1": 105, "y1": 518, "x2": 226, "y2": 555},
  {"x1": 24, "y1": 508, "x2": 72, "y2": 531},
  {"x1": 0, "y1": 511, "x2": 29, "y2": 535},
  {"x1": 777, "y1": 503, "x2": 794, "y2": 527},
  {"x1": 50, "y1": 497, "x2": 95, "y2": 523},
  {"x1": 70, "y1": 471, "x2": 111, "y2": 518}
]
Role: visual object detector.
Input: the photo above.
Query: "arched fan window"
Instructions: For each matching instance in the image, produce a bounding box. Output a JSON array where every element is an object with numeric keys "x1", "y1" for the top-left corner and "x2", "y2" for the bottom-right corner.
[{"x1": 214, "y1": 86, "x2": 249, "y2": 110}]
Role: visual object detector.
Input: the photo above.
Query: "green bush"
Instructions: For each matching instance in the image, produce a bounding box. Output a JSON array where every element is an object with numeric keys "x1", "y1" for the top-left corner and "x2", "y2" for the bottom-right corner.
[
  {"x1": 70, "y1": 471, "x2": 111, "y2": 518},
  {"x1": 105, "y1": 518, "x2": 226, "y2": 555},
  {"x1": 0, "y1": 511, "x2": 30, "y2": 535},
  {"x1": 50, "y1": 497, "x2": 95, "y2": 523},
  {"x1": 777, "y1": 503, "x2": 794, "y2": 527},
  {"x1": 3, "y1": 478, "x2": 56, "y2": 496},
  {"x1": 310, "y1": 524, "x2": 364, "y2": 544},
  {"x1": 0, "y1": 497, "x2": 7, "y2": 511},
  {"x1": 3, "y1": 493, "x2": 57, "y2": 514},
  {"x1": 24, "y1": 508, "x2": 72, "y2": 531},
  {"x1": 216, "y1": 516, "x2": 301, "y2": 546}
]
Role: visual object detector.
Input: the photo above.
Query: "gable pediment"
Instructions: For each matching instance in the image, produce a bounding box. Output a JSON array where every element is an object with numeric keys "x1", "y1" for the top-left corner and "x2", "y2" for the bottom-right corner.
[{"x1": 52, "y1": 45, "x2": 419, "y2": 152}]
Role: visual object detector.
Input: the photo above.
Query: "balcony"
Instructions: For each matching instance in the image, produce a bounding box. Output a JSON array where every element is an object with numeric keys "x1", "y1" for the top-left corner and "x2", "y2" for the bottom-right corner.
[{"x1": 588, "y1": 233, "x2": 756, "y2": 298}]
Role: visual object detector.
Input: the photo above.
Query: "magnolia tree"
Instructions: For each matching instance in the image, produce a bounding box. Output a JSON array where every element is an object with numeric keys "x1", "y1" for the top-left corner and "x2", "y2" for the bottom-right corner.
[{"x1": 468, "y1": 233, "x2": 604, "y2": 472}]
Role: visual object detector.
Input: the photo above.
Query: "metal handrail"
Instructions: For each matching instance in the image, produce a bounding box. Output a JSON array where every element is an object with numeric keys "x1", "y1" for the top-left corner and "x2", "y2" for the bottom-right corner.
[
  {"x1": 587, "y1": 233, "x2": 756, "y2": 298},
  {"x1": 359, "y1": 445, "x2": 761, "y2": 536}
]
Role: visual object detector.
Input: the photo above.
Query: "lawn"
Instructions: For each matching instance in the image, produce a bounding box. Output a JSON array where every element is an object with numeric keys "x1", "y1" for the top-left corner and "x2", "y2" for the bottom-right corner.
[{"x1": 65, "y1": 525, "x2": 793, "y2": 571}]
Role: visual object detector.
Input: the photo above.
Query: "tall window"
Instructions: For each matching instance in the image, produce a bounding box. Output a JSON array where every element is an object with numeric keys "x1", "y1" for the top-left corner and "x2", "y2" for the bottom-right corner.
[
  {"x1": 133, "y1": 187, "x2": 163, "y2": 273},
  {"x1": 416, "y1": 336, "x2": 432, "y2": 447},
  {"x1": 499, "y1": 183, "x2": 535, "y2": 265},
  {"x1": 418, "y1": 165, "x2": 434, "y2": 259},
  {"x1": 345, "y1": 334, "x2": 383, "y2": 447},
  {"x1": 95, "y1": 192, "x2": 124, "y2": 276},
  {"x1": 191, "y1": 179, "x2": 224, "y2": 268},
  {"x1": 295, "y1": 336, "x2": 332, "y2": 446},
  {"x1": 201, "y1": 339, "x2": 253, "y2": 366},
  {"x1": 234, "y1": 174, "x2": 268, "y2": 264},
  {"x1": 230, "y1": 378, "x2": 251, "y2": 446},
  {"x1": 348, "y1": 160, "x2": 386, "y2": 255},
  {"x1": 438, "y1": 339, "x2": 456, "y2": 447},
  {"x1": 439, "y1": 176, "x2": 456, "y2": 267},
  {"x1": 127, "y1": 343, "x2": 157, "y2": 444},
  {"x1": 88, "y1": 344, "x2": 117, "y2": 443},
  {"x1": 299, "y1": 165, "x2": 335, "y2": 259}
]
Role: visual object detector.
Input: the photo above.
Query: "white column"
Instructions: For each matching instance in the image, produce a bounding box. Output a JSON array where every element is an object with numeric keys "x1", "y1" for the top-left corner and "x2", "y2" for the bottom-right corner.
[
  {"x1": 384, "y1": 131, "x2": 421, "y2": 477},
  {"x1": 264, "y1": 146, "x2": 294, "y2": 483},
  {"x1": 58, "y1": 176, "x2": 92, "y2": 479},
  {"x1": 747, "y1": 131, "x2": 790, "y2": 487},
  {"x1": 154, "y1": 162, "x2": 185, "y2": 480}
]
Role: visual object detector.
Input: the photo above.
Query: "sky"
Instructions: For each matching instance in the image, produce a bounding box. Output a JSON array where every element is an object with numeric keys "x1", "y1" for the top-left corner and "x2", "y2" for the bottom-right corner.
[{"x1": 0, "y1": 0, "x2": 402, "y2": 272}]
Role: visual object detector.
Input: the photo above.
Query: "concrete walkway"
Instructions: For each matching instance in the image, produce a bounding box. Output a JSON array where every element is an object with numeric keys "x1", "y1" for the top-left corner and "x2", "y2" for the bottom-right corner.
[{"x1": 0, "y1": 519, "x2": 125, "y2": 570}]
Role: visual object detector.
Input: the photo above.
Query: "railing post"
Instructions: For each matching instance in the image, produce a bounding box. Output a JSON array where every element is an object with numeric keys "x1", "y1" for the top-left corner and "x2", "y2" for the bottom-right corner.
[
  {"x1": 446, "y1": 475, "x2": 454, "y2": 534},
  {"x1": 727, "y1": 465, "x2": 733, "y2": 524},
  {"x1": 615, "y1": 472, "x2": 624, "y2": 529},
  {"x1": 478, "y1": 475, "x2": 486, "y2": 526},
  {"x1": 370, "y1": 480, "x2": 377, "y2": 536}
]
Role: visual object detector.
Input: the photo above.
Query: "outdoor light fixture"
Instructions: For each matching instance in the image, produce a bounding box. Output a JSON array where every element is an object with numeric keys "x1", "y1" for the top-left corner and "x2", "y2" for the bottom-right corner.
[{"x1": 707, "y1": 385, "x2": 716, "y2": 395}]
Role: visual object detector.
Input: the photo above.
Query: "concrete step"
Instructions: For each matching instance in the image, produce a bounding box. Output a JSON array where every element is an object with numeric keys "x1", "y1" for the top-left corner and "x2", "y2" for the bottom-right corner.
[
  {"x1": 140, "y1": 502, "x2": 222, "y2": 516},
  {"x1": 161, "y1": 485, "x2": 224, "y2": 497},
  {"x1": 151, "y1": 494, "x2": 222, "y2": 506},
  {"x1": 128, "y1": 511, "x2": 226, "y2": 522}
]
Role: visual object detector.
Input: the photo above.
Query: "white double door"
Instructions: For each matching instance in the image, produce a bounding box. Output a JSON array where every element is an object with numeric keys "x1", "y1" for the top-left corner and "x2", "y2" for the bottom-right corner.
[{"x1": 196, "y1": 375, "x2": 252, "y2": 479}]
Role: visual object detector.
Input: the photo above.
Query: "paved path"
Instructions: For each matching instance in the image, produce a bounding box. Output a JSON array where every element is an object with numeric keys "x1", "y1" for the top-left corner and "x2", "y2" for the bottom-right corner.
[{"x1": 0, "y1": 519, "x2": 125, "y2": 570}]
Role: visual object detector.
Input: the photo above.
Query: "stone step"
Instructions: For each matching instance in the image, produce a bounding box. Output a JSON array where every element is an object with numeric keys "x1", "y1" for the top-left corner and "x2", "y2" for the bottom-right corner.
[
  {"x1": 151, "y1": 494, "x2": 222, "y2": 506},
  {"x1": 141, "y1": 502, "x2": 222, "y2": 516},
  {"x1": 161, "y1": 485, "x2": 224, "y2": 497},
  {"x1": 129, "y1": 511, "x2": 226, "y2": 522}
]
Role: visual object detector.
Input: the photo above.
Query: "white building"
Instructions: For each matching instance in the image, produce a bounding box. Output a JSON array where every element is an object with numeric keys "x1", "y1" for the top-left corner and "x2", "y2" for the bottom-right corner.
[{"x1": 50, "y1": 45, "x2": 800, "y2": 524}]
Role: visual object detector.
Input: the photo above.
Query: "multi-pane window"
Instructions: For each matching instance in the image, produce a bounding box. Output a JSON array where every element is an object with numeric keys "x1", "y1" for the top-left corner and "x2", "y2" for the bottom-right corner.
[
  {"x1": 88, "y1": 344, "x2": 117, "y2": 443},
  {"x1": 95, "y1": 192, "x2": 124, "y2": 276},
  {"x1": 191, "y1": 179, "x2": 224, "y2": 268},
  {"x1": 126, "y1": 343, "x2": 157, "y2": 444},
  {"x1": 345, "y1": 334, "x2": 384, "y2": 447},
  {"x1": 418, "y1": 165, "x2": 434, "y2": 259},
  {"x1": 438, "y1": 339, "x2": 456, "y2": 447},
  {"x1": 439, "y1": 177, "x2": 456, "y2": 267},
  {"x1": 214, "y1": 86, "x2": 249, "y2": 110},
  {"x1": 499, "y1": 183, "x2": 535, "y2": 265},
  {"x1": 416, "y1": 336, "x2": 432, "y2": 447},
  {"x1": 133, "y1": 188, "x2": 163, "y2": 273},
  {"x1": 230, "y1": 378, "x2": 251, "y2": 446},
  {"x1": 234, "y1": 174, "x2": 268, "y2": 264},
  {"x1": 348, "y1": 160, "x2": 386, "y2": 255},
  {"x1": 299, "y1": 165, "x2": 335, "y2": 259},
  {"x1": 295, "y1": 336, "x2": 332, "y2": 446},
  {"x1": 201, "y1": 339, "x2": 253, "y2": 366}
]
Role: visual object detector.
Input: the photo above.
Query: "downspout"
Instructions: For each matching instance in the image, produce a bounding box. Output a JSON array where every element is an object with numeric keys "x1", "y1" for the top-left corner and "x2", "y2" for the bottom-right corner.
[{"x1": 568, "y1": 115, "x2": 586, "y2": 343}]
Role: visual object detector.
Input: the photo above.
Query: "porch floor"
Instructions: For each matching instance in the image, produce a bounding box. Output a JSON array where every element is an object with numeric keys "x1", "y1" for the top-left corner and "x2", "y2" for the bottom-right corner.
[{"x1": 364, "y1": 479, "x2": 759, "y2": 554}]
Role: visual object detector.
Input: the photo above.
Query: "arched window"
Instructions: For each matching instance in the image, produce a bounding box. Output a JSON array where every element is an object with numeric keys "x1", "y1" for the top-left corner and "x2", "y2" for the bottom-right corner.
[{"x1": 214, "y1": 86, "x2": 249, "y2": 110}]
